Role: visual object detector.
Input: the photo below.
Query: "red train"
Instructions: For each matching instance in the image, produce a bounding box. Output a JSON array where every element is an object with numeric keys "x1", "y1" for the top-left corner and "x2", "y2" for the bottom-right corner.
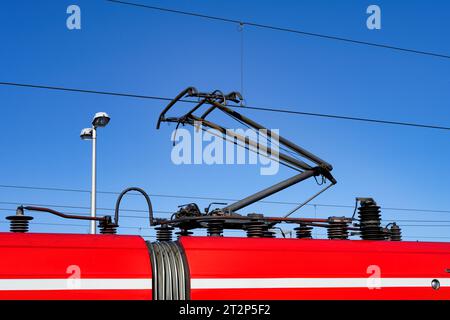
[
  {"x1": 2, "y1": 88, "x2": 448, "y2": 300},
  {"x1": 0, "y1": 232, "x2": 449, "y2": 300}
]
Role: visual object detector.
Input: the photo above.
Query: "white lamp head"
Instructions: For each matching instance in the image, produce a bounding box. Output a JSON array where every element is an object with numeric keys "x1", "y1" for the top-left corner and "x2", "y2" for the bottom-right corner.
[
  {"x1": 92, "y1": 112, "x2": 110, "y2": 128},
  {"x1": 80, "y1": 128, "x2": 94, "y2": 140}
]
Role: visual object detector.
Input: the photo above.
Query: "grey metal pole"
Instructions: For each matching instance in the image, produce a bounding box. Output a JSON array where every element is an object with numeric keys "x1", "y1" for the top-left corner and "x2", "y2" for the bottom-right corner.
[{"x1": 90, "y1": 127, "x2": 97, "y2": 234}]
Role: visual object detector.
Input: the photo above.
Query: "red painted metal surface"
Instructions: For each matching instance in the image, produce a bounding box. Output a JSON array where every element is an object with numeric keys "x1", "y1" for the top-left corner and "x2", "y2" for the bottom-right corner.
[
  {"x1": 0, "y1": 232, "x2": 152, "y2": 300},
  {"x1": 180, "y1": 236, "x2": 450, "y2": 300},
  {"x1": 1, "y1": 232, "x2": 449, "y2": 300}
]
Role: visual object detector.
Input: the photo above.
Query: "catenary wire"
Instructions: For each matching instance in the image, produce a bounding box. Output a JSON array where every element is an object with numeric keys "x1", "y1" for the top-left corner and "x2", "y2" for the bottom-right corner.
[
  {"x1": 106, "y1": 0, "x2": 450, "y2": 60},
  {"x1": 1, "y1": 81, "x2": 450, "y2": 131},
  {"x1": 2, "y1": 185, "x2": 450, "y2": 214}
]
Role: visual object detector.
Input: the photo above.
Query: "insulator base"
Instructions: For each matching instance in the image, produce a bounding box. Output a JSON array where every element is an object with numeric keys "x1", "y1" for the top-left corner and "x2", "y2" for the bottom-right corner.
[
  {"x1": 294, "y1": 224, "x2": 313, "y2": 239},
  {"x1": 263, "y1": 229, "x2": 276, "y2": 238},
  {"x1": 156, "y1": 225, "x2": 174, "y2": 241},
  {"x1": 358, "y1": 201, "x2": 385, "y2": 240},
  {"x1": 6, "y1": 215, "x2": 33, "y2": 233},
  {"x1": 176, "y1": 229, "x2": 194, "y2": 237},
  {"x1": 389, "y1": 223, "x2": 402, "y2": 241},
  {"x1": 245, "y1": 222, "x2": 265, "y2": 238},
  {"x1": 99, "y1": 225, "x2": 117, "y2": 234},
  {"x1": 97, "y1": 220, "x2": 118, "y2": 234},
  {"x1": 327, "y1": 221, "x2": 349, "y2": 240},
  {"x1": 207, "y1": 220, "x2": 224, "y2": 237}
]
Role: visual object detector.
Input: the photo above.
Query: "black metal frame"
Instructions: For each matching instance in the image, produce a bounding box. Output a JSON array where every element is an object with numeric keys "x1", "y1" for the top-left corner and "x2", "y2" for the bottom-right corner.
[{"x1": 157, "y1": 87, "x2": 337, "y2": 215}]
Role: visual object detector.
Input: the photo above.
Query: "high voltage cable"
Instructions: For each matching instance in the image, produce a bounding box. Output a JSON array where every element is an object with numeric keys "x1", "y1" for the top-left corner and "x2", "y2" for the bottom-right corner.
[
  {"x1": 1, "y1": 207, "x2": 450, "y2": 227},
  {"x1": 1, "y1": 81, "x2": 450, "y2": 131},
  {"x1": 395, "y1": 236, "x2": 450, "y2": 240},
  {"x1": 106, "y1": 0, "x2": 450, "y2": 60},
  {"x1": 0, "y1": 81, "x2": 171, "y2": 102},
  {"x1": 0, "y1": 206, "x2": 450, "y2": 227},
  {"x1": 1, "y1": 206, "x2": 450, "y2": 224},
  {"x1": 2, "y1": 185, "x2": 450, "y2": 215}
]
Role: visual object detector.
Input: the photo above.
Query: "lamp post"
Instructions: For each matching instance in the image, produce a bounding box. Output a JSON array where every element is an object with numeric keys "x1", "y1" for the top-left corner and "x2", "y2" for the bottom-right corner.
[{"x1": 80, "y1": 112, "x2": 110, "y2": 234}]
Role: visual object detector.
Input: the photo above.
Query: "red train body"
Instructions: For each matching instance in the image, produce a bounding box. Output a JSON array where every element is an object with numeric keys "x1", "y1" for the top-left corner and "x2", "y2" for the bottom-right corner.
[{"x1": 0, "y1": 232, "x2": 449, "y2": 300}]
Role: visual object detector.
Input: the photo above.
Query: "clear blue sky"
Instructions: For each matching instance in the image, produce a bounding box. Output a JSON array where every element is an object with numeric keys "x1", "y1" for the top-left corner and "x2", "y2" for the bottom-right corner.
[{"x1": 0, "y1": 0, "x2": 449, "y2": 241}]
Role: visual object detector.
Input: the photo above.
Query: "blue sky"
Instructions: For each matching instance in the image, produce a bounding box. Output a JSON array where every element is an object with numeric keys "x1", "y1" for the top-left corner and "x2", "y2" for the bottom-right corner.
[{"x1": 0, "y1": 0, "x2": 449, "y2": 241}]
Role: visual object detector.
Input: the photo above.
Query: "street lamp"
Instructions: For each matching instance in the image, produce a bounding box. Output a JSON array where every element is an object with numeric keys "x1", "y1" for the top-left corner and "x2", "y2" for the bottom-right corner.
[{"x1": 80, "y1": 112, "x2": 110, "y2": 234}]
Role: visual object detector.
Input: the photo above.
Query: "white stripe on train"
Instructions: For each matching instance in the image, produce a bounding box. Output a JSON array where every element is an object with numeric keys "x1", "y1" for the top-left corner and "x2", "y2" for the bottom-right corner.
[
  {"x1": 0, "y1": 278, "x2": 152, "y2": 291},
  {"x1": 190, "y1": 278, "x2": 450, "y2": 289},
  {"x1": 0, "y1": 277, "x2": 448, "y2": 291}
]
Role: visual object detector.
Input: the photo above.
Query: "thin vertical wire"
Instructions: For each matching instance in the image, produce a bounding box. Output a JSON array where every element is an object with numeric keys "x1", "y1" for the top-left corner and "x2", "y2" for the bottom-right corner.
[{"x1": 239, "y1": 22, "x2": 244, "y2": 103}]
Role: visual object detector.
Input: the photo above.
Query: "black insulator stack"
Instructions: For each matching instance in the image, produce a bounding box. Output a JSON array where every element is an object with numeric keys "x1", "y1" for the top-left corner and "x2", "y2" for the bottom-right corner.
[
  {"x1": 389, "y1": 223, "x2": 402, "y2": 241},
  {"x1": 263, "y1": 229, "x2": 275, "y2": 238},
  {"x1": 246, "y1": 222, "x2": 265, "y2": 237},
  {"x1": 98, "y1": 221, "x2": 117, "y2": 235},
  {"x1": 176, "y1": 229, "x2": 193, "y2": 237},
  {"x1": 156, "y1": 225, "x2": 174, "y2": 241},
  {"x1": 358, "y1": 200, "x2": 386, "y2": 240},
  {"x1": 327, "y1": 218, "x2": 349, "y2": 240},
  {"x1": 207, "y1": 220, "x2": 224, "y2": 237},
  {"x1": 6, "y1": 215, "x2": 33, "y2": 233},
  {"x1": 294, "y1": 224, "x2": 313, "y2": 239},
  {"x1": 245, "y1": 214, "x2": 266, "y2": 238}
]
